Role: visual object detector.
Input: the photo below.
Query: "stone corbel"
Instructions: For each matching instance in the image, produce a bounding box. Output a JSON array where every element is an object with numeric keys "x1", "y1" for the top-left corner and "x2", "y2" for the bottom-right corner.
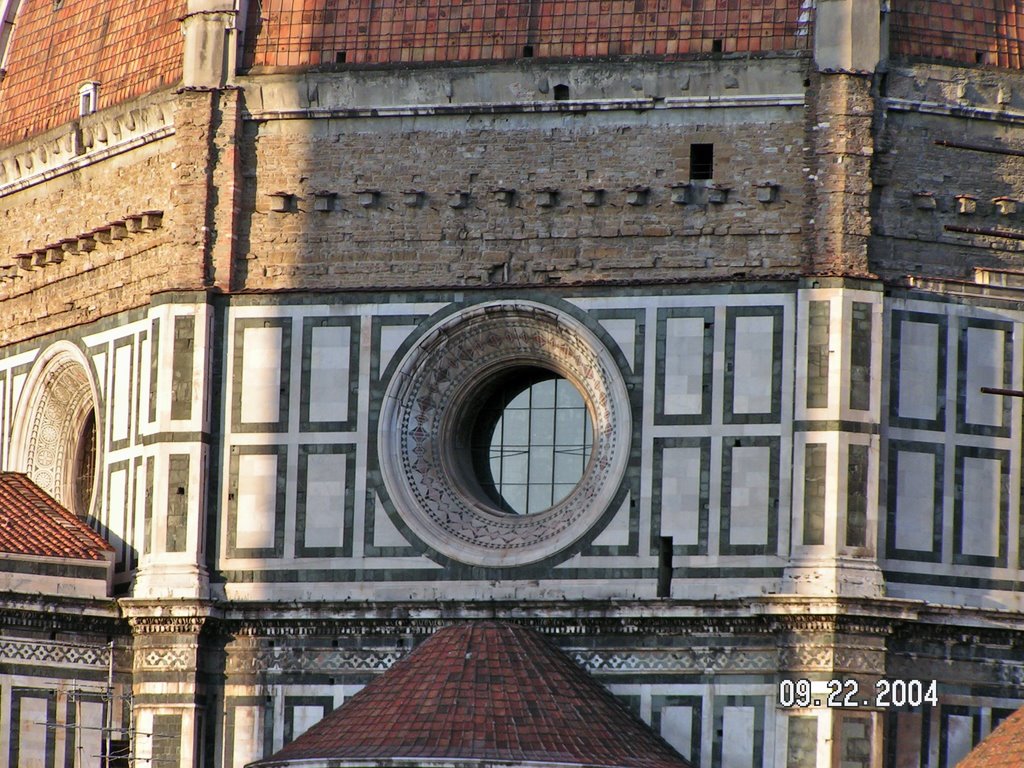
[{"x1": 624, "y1": 185, "x2": 649, "y2": 206}]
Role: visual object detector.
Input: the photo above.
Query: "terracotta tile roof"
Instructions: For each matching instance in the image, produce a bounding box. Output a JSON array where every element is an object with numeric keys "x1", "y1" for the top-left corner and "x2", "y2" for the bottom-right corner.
[
  {"x1": 0, "y1": 473, "x2": 113, "y2": 561},
  {"x1": 252, "y1": 621, "x2": 692, "y2": 768},
  {"x1": 0, "y1": 0, "x2": 185, "y2": 148},
  {"x1": 960, "y1": 706, "x2": 1024, "y2": 768},
  {"x1": 890, "y1": 1, "x2": 1024, "y2": 69},
  {"x1": 243, "y1": 0, "x2": 813, "y2": 70}
]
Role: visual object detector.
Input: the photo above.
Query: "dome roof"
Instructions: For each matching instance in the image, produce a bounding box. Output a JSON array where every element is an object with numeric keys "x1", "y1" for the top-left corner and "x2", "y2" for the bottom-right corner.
[
  {"x1": 958, "y1": 707, "x2": 1024, "y2": 768},
  {"x1": 0, "y1": 0, "x2": 184, "y2": 147},
  {"x1": 249, "y1": 621, "x2": 692, "y2": 768}
]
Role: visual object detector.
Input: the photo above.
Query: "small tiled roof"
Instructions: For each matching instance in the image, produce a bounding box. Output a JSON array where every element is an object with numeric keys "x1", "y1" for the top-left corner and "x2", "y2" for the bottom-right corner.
[
  {"x1": 0, "y1": 0, "x2": 185, "y2": 147},
  {"x1": 0, "y1": 473, "x2": 113, "y2": 561},
  {"x1": 252, "y1": 621, "x2": 692, "y2": 768},
  {"x1": 959, "y1": 706, "x2": 1024, "y2": 768}
]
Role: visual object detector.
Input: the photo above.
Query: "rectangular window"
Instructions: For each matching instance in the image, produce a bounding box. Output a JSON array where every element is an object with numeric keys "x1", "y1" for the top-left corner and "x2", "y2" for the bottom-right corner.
[{"x1": 690, "y1": 143, "x2": 714, "y2": 180}]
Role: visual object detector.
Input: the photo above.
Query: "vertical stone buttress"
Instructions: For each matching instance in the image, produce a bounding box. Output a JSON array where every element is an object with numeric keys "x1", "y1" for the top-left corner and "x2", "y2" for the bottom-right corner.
[
  {"x1": 806, "y1": 0, "x2": 887, "y2": 276},
  {"x1": 780, "y1": 4, "x2": 889, "y2": 767},
  {"x1": 121, "y1": 5, "x2": 241, "y2": 766}
]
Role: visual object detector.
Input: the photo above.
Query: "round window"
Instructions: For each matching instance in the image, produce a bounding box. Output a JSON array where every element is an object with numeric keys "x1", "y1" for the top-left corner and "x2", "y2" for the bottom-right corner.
[
  {"x1": 468, "y1": 370, "x2": 593, "y2": 516},
  {"x1": 378, "y1": 301, "x2": 631, "y2": 567}
]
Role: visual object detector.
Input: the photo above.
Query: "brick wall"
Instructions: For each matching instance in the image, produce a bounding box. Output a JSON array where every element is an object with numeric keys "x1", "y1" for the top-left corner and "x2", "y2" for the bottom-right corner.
[
  {"x1": 0, "y1": 100, "x2": 209, "y2": 346},
  {"x1": 871, "y1": 65, "x2": 1024, "y2": 279},
  {"x1": 237, "y1": 108, "x2": 809, "y2": 290},
  {"x1": 243, "y1": 0, "x2": 814, "y2": 69}
]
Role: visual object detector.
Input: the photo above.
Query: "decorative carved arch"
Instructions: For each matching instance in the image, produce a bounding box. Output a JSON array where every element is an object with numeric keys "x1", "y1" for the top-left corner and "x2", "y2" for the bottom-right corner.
[{"x1": 11, "y1": 343, "x2": 101, "y2": 517}]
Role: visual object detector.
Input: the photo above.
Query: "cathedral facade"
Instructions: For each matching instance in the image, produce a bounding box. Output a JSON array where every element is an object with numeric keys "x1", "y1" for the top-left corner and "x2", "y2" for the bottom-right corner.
[{"x1": 1, "y1": 1, "x2": 1024, "y2": 766}]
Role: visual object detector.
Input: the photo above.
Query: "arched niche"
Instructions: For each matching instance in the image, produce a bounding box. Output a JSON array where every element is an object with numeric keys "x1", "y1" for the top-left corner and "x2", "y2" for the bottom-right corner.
[{"x1": 11, "y1": 342, "x2": 101, "y2": 518}]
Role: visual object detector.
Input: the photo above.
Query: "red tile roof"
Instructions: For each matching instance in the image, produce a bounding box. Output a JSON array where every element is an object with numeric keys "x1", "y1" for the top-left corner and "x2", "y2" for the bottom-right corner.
[
  {"x1": 243, "y1": 0, "x2": 813, "y2": 70},
  {"x1": 252, "y1": 621, "x2": 692, "y2": 768},
  {"x1": 960, "y1": 706, "x2": 1024, "y2": 768},
  {"x1": 0, "y1": 0, "x2": 185, "y2": 148},
  {"x1": 0, "y1": 473, "x2": 113, "y2": 561},
  {"x1": 890, "y1": 1, "x2": 1024, "y2": 69}
]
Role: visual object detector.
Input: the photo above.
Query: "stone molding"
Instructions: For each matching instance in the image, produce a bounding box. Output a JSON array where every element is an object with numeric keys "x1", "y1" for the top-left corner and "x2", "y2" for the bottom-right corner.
[{"x1": 0, "y1": 95, "x2": 175, "y2": 196}]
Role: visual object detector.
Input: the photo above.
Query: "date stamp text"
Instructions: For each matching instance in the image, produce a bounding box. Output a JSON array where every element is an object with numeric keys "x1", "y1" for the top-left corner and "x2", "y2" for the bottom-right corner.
[{"x1": 779, "y1": 678, "x2": 938, "y2": 709}]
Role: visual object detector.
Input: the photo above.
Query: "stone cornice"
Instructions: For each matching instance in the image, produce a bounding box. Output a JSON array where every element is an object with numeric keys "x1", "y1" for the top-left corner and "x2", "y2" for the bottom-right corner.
[
  {"x1": 120, "y1": 597, "x2": 221, "y2": 635},
  {"x1": 0, "y1": 92, "x2": 176, "y2": 197}
]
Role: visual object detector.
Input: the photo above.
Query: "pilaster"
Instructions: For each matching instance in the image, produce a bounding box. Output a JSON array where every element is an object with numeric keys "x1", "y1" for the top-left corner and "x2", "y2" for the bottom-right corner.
[
  {"x1": 123, "y1": 599, "x2": 219, "y2": 768},
  {"x1": 132, "y1": 297, "x2": 215, "y2": 600},
  {"x1": 785, "y1": 281, "x2": 885, "y2": 598}
]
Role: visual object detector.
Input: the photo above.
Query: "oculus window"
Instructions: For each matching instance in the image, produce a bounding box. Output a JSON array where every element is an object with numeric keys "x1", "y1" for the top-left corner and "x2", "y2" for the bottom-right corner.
[{"x1": 471, "y1": 371, "x2": 593, "y2": 516}]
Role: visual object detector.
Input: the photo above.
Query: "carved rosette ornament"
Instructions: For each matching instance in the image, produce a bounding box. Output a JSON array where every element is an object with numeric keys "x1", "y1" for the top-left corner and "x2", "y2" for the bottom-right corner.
[{"x1": 378, "y1": 301, "x2": 632, "y2": 568}]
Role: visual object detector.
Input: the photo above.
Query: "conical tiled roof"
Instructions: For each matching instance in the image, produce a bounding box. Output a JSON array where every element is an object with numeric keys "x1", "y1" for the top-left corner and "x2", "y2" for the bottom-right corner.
[
  {"x1": 250, "y1": 621, "x2": 692, "y2": 768},
  {"x1": 0, "y1": 473, "x2": 113, "y2": 561},
  {"x1": 959, "y1": 706, "x2": 1024, "y2": 768}
]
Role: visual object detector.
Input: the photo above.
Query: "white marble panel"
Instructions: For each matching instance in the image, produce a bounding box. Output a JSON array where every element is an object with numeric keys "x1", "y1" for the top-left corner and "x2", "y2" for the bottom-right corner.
[
  {"x1": 663, "y1": 316, "x2": 706, "y2": 414},
  {"x1": 962, "y1": 456, "x2": 1001, "y2": 558},
  {"x1": 945, "y1": 715, "x2": 974, "y2": 767},
  {"x1": 304, "y1": 453, "x2": 346, "y2": 550},
  {"x1": 660, "y1": 706, "x2": 694, "y2": 760},
  {"x1": 236, "y1": 453, "x2": 279, "y2": 550},
  {"x1": 76, "y1": 701, "x2": 105, "y2": 768},
  {"x1": 112, "y1": 343, "x2": 132, "y2": 441},
  {"x1": 897, "y1": 321, "x2": 940, "y2": 420},
  {"x1": 722, "y1": 706, "x2": 755, "y2": 768},
  {"x1": 378, "y1": 325, "x2": 418, "y2": 377},
  {"x1": 240, "y1": 326, "x2": 283, "y2": 424},
  {"x1": 660, "y1": 446, "x2": 703, "y2": 546},
  {"x1": 90, "y1": 354, "x2": 105, "y2": 398},
  {"x1": 108, "y1": 468, "x2": 128, "y2": 563},
  {"x1": 309, "y1": 325, "x2": 351, "y2": 423},
  {"x1": 965, "y1": 326, "x2": 1004, "y2": 426},
  {"x1": 291, "y1": 706, "x2": 324, "y2": 740},
  {"x1": 232, "y1": 705, "x2": 263, "y2": 767},
  {"x1": 732, "y1": 315, "x2": 774, "y2": 414},
  {"x1": 894, "y1": 451, "x2": 936, "y2": 552},
  {"x1": 18, "y1": 696, "x2": 47, "y2": 768},
  {"x1": 591, "y1": 494, "x2": 631, "y2": 546},
  {"x1": 729, "y1": 446, "x2": 771, "y2": 547},
  {"x1": 600, "y1": 318, "x2": 636, "y2": 371},
  {"x1": 373, "y1": 494, "x2": 411, "y2": 548}
]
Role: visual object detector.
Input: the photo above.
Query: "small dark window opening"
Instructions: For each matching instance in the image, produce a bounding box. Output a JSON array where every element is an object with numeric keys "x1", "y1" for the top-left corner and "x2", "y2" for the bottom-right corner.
[
  {"x1": 104, "y1": 738, "x2": 130, "y2": 768},
  {"x1": 522, "y1": 44, "x2": 534, "y2": 57},
  {"x1": 553, "y1": 84, "x2": 570, "y2": 101},
  {"x1": 657, "y1": 536, "x2": 673, "y2": 597},
  {"x1": 335, "y1": 50, "x2": 347, "y2": 63},
  {"x1": 73, "y1": 410, "x2": 96, "y2": 517},
  {"x1": 690, "y1": 143, "x2": 714, "y2": 180},
  {"x1": 975, "y1": 50, "x2": 985, "y2": 64},
  {"x1": 711, "y1": 39, "x2": 723, "y2": 53}
]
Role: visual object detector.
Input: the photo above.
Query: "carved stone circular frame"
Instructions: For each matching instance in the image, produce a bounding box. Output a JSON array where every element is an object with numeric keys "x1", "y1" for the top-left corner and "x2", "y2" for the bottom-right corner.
[
  {"x1": 11, "y1": 342, "x2": 100, "y2": 517},
  {"x1": 378, "y1": 301, "x2": 632, "y2": 567}
]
